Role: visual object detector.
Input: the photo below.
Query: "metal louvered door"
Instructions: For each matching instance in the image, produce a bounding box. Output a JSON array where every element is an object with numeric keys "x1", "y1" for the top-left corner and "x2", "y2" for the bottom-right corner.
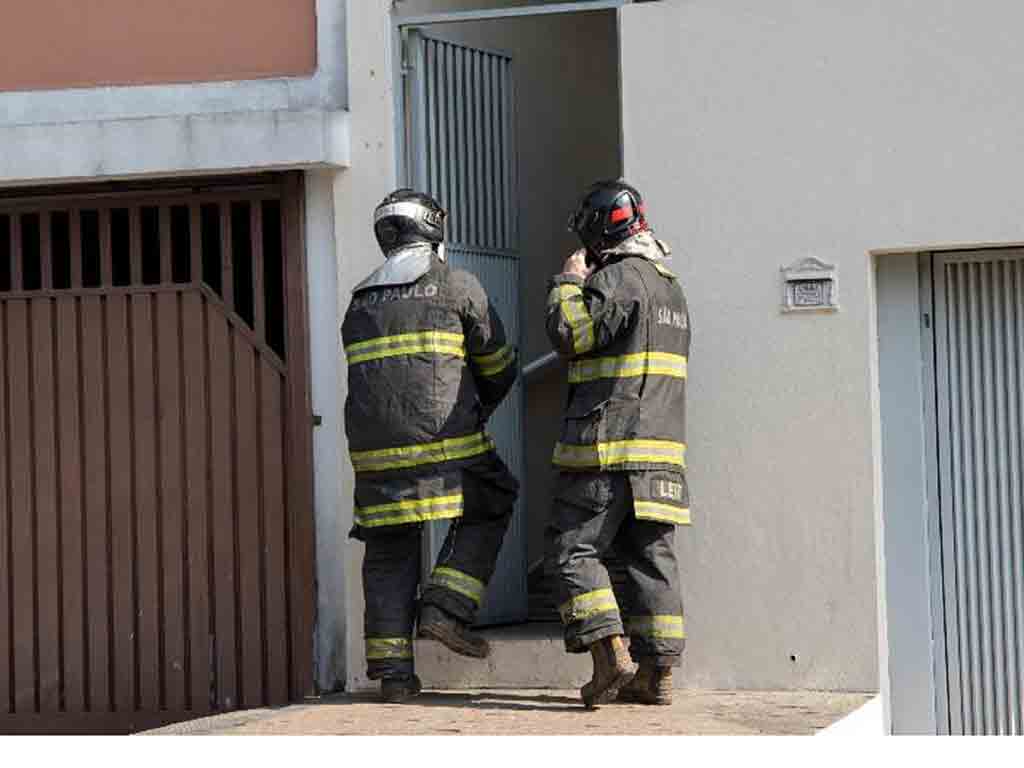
[
  {"x1": 404, "y1": 30, "x2": 526, "y2": 625},
  {"x1": 932, "y1": 250, "x2": 1024, "y2": 735}
]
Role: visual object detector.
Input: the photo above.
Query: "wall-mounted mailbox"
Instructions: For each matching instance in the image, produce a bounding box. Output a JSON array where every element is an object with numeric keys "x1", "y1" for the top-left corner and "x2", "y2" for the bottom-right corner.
[{"x1": 781, "y1": 257, "x2": 839, "y2": 313}]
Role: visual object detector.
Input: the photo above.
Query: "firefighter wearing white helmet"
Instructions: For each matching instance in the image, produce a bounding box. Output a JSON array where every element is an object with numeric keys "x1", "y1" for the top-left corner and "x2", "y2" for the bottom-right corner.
[{"x1": 343, "y1": 189, "x2": 519, "y2": 702}]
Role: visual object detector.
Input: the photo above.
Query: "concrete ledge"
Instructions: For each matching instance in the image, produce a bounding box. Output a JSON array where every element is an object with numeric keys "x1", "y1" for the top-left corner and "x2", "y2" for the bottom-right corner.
[
  {"x1": 0, "y1": 108, "x2": 351, "y2": 185},
  {"x1": 414, "y1": 623, "x2": 592, "y2": 690}
]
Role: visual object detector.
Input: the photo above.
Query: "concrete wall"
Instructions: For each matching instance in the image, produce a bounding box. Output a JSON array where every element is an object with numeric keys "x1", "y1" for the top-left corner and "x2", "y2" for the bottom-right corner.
[
  {"x1": 620, "y1": 0, "x2": 1024, "y2": 691},
  {"x1": 327, "y1": 0, "x2": 402, "y2": 691},
  {"x1": 0, "y1": 0, "x2": 348, "y2": 185}
]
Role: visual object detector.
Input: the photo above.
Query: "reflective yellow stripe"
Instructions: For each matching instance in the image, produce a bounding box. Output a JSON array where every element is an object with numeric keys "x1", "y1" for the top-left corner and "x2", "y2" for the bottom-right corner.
[
  {"x1": 356, "y1": 493, "x2": 464, "y2": 528},
  {"x1": 554, "y1": 283, "x2": 595, "y2": 355},
  {"x1": 634, "y1": 501, "x2": 691, "y2": 525},
  {"x1": 351, "y1": 432, "x2": 495, "y2": 473},
  {"x1": 626, "y1": 615, "x2": 685, "y2": 640},
  {"x1": 568, "y1": 352, "x2": 687, "y2": 384},
  {"x1": 652, "y1": 262, "x2": 676, "y2": 279},
  {"x1": 345, "y1": 330, "x2": 465, "y2": 364},
  {"x1": 471, "y1": 344, "x2": 516, "y2": 377},
  {"x1": 430, "y1": 566, "x2": 485, "y2": 606},
  {"x1": 559, "y1": 588, "x2": 619, "y2": 623},
  {"x1": 366, "y1": 637, "x2": 414, "y2": 660},
  {"x1": 552, "y1": 439, "x2": 686, "y2": 469}
]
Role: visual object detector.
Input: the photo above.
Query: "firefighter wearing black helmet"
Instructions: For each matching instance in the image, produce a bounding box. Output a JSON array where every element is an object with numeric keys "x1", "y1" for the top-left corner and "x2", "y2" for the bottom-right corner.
[
  {"x1": 343, "y1": 189, "x2": 519, "y2": 703},
  {"x1": 545, "y1": 180, "x2": 691, "y2": 707}
]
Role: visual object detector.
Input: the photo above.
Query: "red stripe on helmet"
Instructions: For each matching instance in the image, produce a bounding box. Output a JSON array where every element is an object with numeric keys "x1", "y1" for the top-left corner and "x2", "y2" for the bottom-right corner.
[{"x1": 609, "y1": 205, "x2": 634, "y2": 224}]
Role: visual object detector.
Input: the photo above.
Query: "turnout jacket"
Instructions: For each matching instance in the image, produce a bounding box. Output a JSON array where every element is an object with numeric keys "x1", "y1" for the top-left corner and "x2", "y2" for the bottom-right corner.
[
  {"x1": 343, "y1": 245, "x2": 518, "y2": 530},
  {"x1": 546, "y1": 232, "x2": 691, "y2": 525}
]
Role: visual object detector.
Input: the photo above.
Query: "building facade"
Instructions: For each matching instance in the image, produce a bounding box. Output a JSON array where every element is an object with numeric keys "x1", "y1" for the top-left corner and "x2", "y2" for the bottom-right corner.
[{"x1": 1, "y1": 0, "x2": 1021, "y2": 735}]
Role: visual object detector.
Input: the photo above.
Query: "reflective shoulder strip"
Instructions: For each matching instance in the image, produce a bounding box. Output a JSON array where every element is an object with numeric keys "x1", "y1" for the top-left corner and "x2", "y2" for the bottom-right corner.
[
  {"x1": 345, "y1": 330, "x2": 465, "y2": 365},
  {"x1": 356, "y1": 493, "x2": 464, "y2": 528},
  {"x1": 351, "y1": 431, "x2": 495, "y2": 473},
  {"x1": 430, "y1": 566, "x2": 485, "y2": 606},
  {"x1": 558, "y1": 588, "x2": 619, "y2": 624},
  {"x1": 365, "y1": 637, "x2": 414, "y2": 661},
  {"x1": 552, "y1": 439, "x2": 686, "y2": 470},
  {"x1": 471, "y1": 344, "x2": 516, "y2": 377},
  {"x1": 652, "y1": 262, "x2": 676, "y2": 279},
  {"x1": 634, "y1": 501, "x2": 691, "y2": 526},
  {"x1": 568, "y1": 351, "x2": 687, "y2": 384},
  {"x1": 626, "y1": 615, "x2": 685, "y2": 640},
  {"x1": 552, "y1": 283, "x2": 595, "y2": 355}
]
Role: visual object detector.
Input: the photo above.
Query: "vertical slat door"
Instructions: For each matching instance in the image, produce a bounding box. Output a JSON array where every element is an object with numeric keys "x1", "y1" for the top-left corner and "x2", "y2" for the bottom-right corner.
[
  {"x1": 0, "y1": 178, "x2": 313, "y2": 733},
  {"x1": 933, "y1": 250, "x2": 1024, "y2": 735},
  {"x1": 408, "y1": 32, "x2": 526, "y2": 625}
]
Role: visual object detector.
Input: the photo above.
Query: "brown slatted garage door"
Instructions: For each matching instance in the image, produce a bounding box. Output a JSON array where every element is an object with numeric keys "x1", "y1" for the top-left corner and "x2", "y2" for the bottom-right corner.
[{"x1": 0, "y1": 173, "x2": 314, "y2": 734}]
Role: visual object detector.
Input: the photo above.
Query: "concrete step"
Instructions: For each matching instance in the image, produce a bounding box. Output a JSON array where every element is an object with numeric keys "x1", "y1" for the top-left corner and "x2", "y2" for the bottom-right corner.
[{"x1": 416, "y1": 622, "x2": 592, "y2": 689}]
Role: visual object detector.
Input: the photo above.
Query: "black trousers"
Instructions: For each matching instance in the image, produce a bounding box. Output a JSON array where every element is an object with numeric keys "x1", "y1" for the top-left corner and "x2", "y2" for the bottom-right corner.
[
  {"x1": 358, "y1": 458, "x2": 517, "y2": 680},
  {"x1": 545, "y1": 472, "x2": 685, "y2": 667}
]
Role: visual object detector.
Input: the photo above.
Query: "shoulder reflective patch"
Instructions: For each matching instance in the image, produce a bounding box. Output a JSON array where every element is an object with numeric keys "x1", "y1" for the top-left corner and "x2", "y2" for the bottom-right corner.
[
  {"x1": 559, "y1": 588, "x2": 619, "y2": 624},
  {"x1": 568, "y1": 352, "x2": 687, "y2": 384},
  {"x1": 471, "y1": 344, "x2": 516, "y2": 377},
  {"x1": 634, "y1": 501, "x2": 691, "y2": 526},
  {"x1": 550, "y1": 283, "x2": 595, "y2": 355},
  {"x1": 355, "y1": 492, "x2": 464, "y2": 528},
  {"x1": 350, "y1": 431, "x2": 495, "y2": 474},
  {"x1": 552, "y1": 439, "x2": 686, "y2": 470},
  {"x1": 365, "y1": 636, "x2": 414, "y2": 661},
  {"x1": 652, "y1": 261, "x2": 676, "y2": 279},
  {"x1": 345, "y1": 330, "x2": 465, "y2": 365},
  {"x1": 429, "y1": 566, "x2": 485, "y2": 606},
  {"x1": 625, "y1": 615, "x2": 685, "y2": 640}
]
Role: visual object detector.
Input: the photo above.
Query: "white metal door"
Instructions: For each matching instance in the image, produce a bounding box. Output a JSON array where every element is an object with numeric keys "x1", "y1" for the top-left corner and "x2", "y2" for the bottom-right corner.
[
  {"x1": 932, "y1": 250, "x2": 1024, "y2": 735},
  {"x1": 404, "y1": 30, "x2": 526, "y2": 625}
]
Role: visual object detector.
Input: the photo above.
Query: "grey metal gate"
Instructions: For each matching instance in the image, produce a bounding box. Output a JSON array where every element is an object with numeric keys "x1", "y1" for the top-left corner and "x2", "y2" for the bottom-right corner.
[
  {"x1": 932, "y1": 250, "x2": 1024, "y2": 735},
  {"x1": 404, "y1": 31, "x2": 526, "y2": 624}
]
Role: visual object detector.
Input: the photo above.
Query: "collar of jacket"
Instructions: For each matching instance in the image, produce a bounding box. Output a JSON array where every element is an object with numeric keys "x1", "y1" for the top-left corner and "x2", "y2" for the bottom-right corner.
[
  {"x1": 354, "y1": 243, "x2": 436, "y2": 292},
  {"x1": 599, "y1": 231, "x2": 673, "y2": 264}
]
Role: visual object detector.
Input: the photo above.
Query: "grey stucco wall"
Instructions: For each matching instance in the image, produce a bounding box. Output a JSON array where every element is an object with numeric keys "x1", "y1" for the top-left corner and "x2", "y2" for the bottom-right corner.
[{"x1": 620, "y1": 0, "x2": 1024, "y2": 691}]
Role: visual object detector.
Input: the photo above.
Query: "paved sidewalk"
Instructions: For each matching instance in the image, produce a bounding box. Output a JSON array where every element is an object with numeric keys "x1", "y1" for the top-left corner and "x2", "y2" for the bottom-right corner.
[{"x1": 144, "y1": 689, "x2": 872, "y2": 736}]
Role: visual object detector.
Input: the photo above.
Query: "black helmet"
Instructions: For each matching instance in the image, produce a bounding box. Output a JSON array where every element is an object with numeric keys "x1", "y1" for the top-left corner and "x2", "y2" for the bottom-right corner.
[
  {"x1": 373, "y1": 188, "x2": 447, "y2": 254},
  {"x1": 568, "y1": 179, "x2": 648, "y2": 255}
]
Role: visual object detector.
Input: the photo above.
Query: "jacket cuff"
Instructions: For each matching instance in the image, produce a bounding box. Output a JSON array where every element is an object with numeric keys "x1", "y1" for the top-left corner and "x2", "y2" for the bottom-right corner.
[{"x1": 548, "y1": 273, "x2": 585, "y2": 291}]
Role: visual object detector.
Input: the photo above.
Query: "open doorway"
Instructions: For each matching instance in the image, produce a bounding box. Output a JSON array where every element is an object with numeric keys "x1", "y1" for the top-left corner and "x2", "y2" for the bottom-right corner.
[{"x1": 395, "y1": 1, "x2": 624, "y2": 626}]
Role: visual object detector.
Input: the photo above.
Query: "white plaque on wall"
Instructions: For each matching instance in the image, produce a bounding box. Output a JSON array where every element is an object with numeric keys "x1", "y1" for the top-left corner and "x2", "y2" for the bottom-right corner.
[{"x1": 781, "y1": 257, "x2": 839, "y2": 313}]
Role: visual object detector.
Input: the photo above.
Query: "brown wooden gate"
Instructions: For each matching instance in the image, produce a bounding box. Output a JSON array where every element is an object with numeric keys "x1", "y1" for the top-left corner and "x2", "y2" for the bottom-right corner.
[{"x1": 0, "y1": 174, "x2": 314, "y2": 734}]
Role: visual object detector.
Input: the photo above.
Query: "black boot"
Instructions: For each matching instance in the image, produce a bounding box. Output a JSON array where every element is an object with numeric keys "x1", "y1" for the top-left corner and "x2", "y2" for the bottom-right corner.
[
  {"x1": 417, "y1": 604, "x2": 490, "y2": 658},
  {"x1": 380, "y1": 674, "x2": 422, "y2": 703}
]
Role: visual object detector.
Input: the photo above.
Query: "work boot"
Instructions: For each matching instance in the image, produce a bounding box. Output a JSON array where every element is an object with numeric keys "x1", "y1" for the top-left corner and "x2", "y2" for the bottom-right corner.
[
  {"x1": 380, "y1": 674, "x2": 422, "y2": 703},
  {"x1": 616, "y1": 660, "x2": 672, "y2": 705},
  {"x1": 580, "y1": 635, "x2": 637, "y2": 709},
  {"x1": 417, "y1": 604, "x2": 490, "y2": 658}
]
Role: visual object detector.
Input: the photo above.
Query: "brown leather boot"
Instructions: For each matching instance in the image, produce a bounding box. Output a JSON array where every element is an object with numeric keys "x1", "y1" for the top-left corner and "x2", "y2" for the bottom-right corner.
[
  {"x1": 417, "y1": 604, "x2": 490, "y2": 658},
  {"x1": 616, "y1": 660, "x2": 672, "y2": 705},
  {"x1": 580, "y1": 635, "x2": 637, "y2": 709}
]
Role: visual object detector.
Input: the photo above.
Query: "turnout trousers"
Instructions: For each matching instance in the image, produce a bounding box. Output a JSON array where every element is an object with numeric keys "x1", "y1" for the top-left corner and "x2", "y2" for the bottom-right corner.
[
  {"x1": 356, "y1": 457, "x2": 518, "y2": 680},
  {"x1": 545, "y1": 471, "x2": 686, "y2": 667}
]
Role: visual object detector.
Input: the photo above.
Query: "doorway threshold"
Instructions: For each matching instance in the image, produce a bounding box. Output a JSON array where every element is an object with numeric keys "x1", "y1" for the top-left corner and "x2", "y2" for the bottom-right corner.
[{"x1": 416, "y1": 622, "x2": 591, "y2": 689}]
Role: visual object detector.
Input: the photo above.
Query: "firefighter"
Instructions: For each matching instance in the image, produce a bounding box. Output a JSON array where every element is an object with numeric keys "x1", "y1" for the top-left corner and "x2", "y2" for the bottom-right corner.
[
  {"x1": 544, "y1": 179, "x2": 691, "y2": 708},
  {"x1": 343, "y1": 189, "x2": 519, "y2": 703}
]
